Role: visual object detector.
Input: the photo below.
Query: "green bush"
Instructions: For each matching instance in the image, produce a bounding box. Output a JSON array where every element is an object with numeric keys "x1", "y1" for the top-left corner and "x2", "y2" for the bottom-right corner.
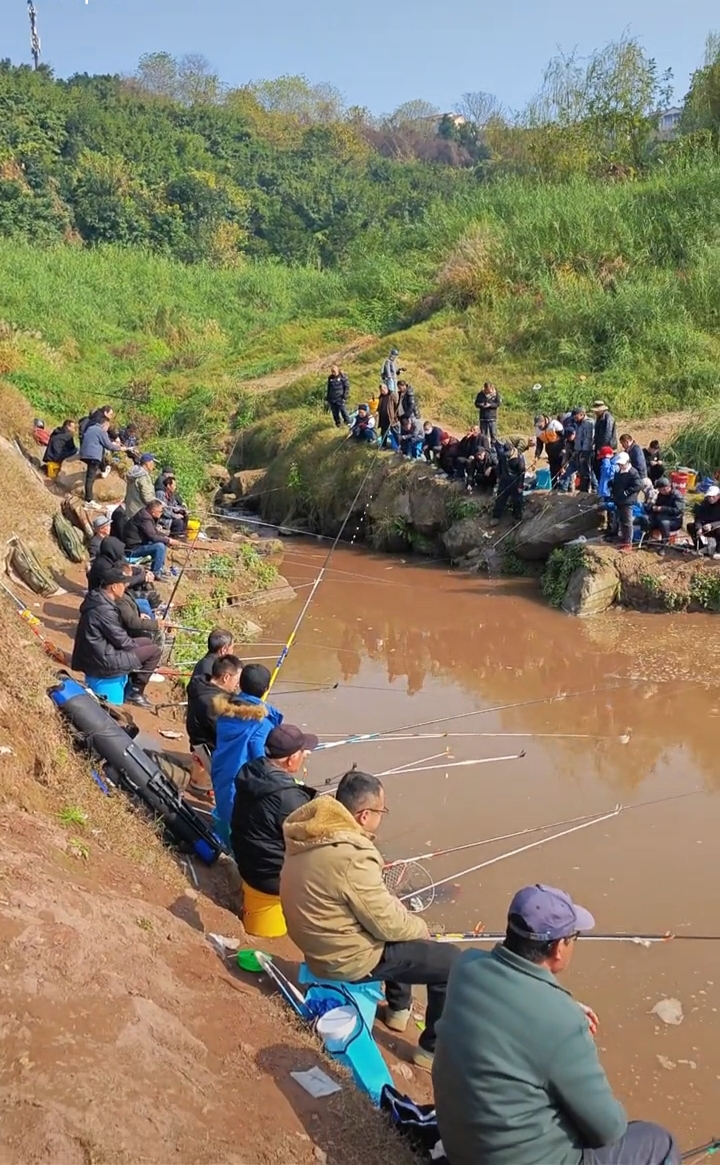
[{"x1": 541, "y1": 545, "x2": 588, "y2": 607}]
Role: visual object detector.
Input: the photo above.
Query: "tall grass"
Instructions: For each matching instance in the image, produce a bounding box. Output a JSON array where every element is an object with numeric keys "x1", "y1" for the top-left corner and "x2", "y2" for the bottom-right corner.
[{"x1": 671, "y1": 413, "x2": 720, "y2": 474}]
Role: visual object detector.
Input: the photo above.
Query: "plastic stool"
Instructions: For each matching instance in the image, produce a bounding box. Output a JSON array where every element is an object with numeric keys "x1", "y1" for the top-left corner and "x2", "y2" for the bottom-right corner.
[
  {"x1": 298, "y1": 964, "x2": 392, "y2": 1104},
  {"x1": 85, "y1": 674, "x2": 128, "y2": 706}
]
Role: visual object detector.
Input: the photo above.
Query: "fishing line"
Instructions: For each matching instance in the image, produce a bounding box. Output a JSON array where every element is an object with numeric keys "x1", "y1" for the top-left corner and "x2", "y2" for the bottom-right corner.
[
  {"x1": 162, "y1": 521, "x2": 210, "y2": 620},
  {"x1": 378, "y1": 752, "x2": 526, "y2": 777},
  {"x1": 430, "y1": 932, "x2": 720, "y2": 945},
  {"x1": 317, "y1": 728, "x2": 632, "y2": 748},
  {"x1": 262, "y1": 449, "x2": 382, "y2": 698}
]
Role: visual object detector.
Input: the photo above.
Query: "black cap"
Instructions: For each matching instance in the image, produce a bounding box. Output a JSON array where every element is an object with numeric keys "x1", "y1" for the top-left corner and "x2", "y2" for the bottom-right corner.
[
  {"x1": 266, "y1": 724, "x2": 319, "y2": 759},
  {"x1": 655, "y1": 477, "x2": 671, "y2": 489},
  {"x1": 102, "y1": 565, "x2": 129, "y2": 586}
]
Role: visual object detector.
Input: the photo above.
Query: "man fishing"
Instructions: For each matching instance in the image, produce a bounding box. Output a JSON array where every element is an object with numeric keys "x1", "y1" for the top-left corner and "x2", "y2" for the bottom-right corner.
[
  {"x1": 433, "y1": 884, "x2": 680, "y2": 1165},
  {"x1": 281, "y1": 770, "x2": 461, "y2": 1069}
]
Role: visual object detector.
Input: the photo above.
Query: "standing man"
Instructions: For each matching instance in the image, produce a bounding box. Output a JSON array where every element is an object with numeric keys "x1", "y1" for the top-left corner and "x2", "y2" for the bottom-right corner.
[
  {"x1": 397, "y1": 380, "x2": 419, "y2": 421},
  {"x1": 491, "y1": 442, "x2": 526, "y2": 524},
  {"x1": 609, "y1": 451, "x2": 642, "y2": 549},
  {"x1": 125, "y1": 452, "x2": 157, "y2": 520},
  {"x1": 377, "y1": 384, "x2": 400, "y2": 449},
  {"x1": 78, "y1": 417, "x2": 122, "y2": 502},
  {"x1": 572, "y1": 408, "x2": 596, "y2": 493},
  {"x1": 281, "y1": 770, "x2": 461, "y2": 1069},
  {"x1": 593, "y1": 401, "x2": 618, "y2": 482},
  {"x1": 433, "y1": 884, "x2": 679, "y2": 1165},
  {"x1": 326, "y1": 365, "x2": 351, "y2": 427},
  {"x1": 381, "y1": 348, "x2": 402, "y2": 395},
  {"x1": 474, "y1": 382, "x2": 502, "y2": 442},
  {"x1": 619, "y1": 434, "x2": 647, "y2": 480}
]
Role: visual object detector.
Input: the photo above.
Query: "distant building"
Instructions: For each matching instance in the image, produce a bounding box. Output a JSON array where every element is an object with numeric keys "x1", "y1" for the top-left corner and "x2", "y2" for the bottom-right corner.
[{"x1": 658, "y1": 106, "x2": 682, "y2": 138}]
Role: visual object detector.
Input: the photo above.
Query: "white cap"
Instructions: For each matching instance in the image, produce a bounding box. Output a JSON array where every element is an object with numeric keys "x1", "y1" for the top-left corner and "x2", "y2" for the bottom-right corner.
[
  {"x1": 707, "y1": 485, "x2": 720, "y2": 498},
  {"x1": 615, "y1": 452, "x2": 630, "y2": 465}
]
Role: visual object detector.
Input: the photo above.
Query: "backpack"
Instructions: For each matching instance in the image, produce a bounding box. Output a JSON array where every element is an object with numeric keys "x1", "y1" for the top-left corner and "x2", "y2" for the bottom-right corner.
[
  {"x1": 52, "y1": 513, "x2": 86, "y2": 563},
  {"x1": 380, "y1": 1086, "x2": 447, "y2": 1162},
  {"x1": 7, "y1": 536, "x2": 57, "y2": 596}
]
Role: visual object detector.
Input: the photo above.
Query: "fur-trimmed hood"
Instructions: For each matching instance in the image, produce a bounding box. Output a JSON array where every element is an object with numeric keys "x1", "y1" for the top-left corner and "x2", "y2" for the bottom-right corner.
[
  {"x1": 283, "y1": 796, "x2": 376, "y2": 857},
  {"x1": 211, "y1": 692, "x2": 270, "y2": 722}
]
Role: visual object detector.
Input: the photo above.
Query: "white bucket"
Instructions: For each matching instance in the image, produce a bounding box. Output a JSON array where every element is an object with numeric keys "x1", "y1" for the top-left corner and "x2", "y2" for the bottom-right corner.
[{"x1": 316, "y1": 1005, "x2": 358, "y2": 1053}]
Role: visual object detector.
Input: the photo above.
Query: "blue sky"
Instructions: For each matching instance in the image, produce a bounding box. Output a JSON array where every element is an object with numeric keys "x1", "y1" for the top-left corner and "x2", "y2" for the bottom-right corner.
[{"x1": 1, "y1": 0, "x2": 716, "y2": 114}]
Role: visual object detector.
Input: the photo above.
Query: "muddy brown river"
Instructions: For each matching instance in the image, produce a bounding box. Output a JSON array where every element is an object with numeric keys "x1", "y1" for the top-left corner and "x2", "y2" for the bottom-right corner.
[{"x1": 259, "y1": 543, "x2": 720, "y2": 1147}]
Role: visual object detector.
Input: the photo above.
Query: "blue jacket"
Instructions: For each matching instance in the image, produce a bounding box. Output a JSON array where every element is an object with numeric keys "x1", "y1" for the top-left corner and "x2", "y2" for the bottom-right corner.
[
  {"x1": 79, "y1": 423, "x2": 116, "y2": 463},
  {"x1": 210, "y1": 693, "x2": 283, "y2": 842},
  {"x1": 573, "y1": 418, "x2": 595, "y2": 453},
  {"x1": 597, "y1": 455, "x2": 617, "y2": 500},
  {"x1": 433, "y1": 945, "x2": 626, "y2": 1165}
]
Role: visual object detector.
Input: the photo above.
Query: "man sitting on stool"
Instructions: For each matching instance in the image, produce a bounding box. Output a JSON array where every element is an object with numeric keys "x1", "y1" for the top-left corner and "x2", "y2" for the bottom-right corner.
[
  {"x1": 123, "y1": 498, "x2": 182, "y2": 579},
  {"x1": 281, "y1": 769, "x2": 461, "y2": 1070},
  {"x1": 638, "y1": 477, "x2": 684, "y2": 555}
]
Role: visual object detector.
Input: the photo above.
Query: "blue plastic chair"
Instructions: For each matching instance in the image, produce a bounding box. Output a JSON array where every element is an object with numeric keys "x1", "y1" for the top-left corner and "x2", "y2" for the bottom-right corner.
[
  {"x1": 298, "y1": 964, "x2": 393, "y2": 1105},
  {"x1": 85, "y1": 674, "x2": 128, "y2": 705}
]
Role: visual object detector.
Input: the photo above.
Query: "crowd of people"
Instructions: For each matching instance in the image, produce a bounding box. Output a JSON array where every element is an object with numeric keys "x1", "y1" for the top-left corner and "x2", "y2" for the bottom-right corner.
[
  {"x1": 180, "y1": 638, "x2": 681, "y2": 1165},
  {"x1": 330, "y1": 359, "x2": 718, "y2": 555}
]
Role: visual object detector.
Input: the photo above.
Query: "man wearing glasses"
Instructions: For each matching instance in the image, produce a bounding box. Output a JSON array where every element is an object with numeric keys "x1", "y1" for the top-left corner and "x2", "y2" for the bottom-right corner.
[
  {"x1": 281, "y1": 770, "x2": 461, "y2": 1070},
  {"x1": 433, "y1": 884, "x2": 680, "y2": 1165}
]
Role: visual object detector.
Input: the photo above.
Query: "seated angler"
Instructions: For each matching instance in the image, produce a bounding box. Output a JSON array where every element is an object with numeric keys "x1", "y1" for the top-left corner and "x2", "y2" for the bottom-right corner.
[
  {"x1": 422, "y1": 422, "x2": 445, "y2": 465},
  {"x1": 281, "y1": 770, "x2": 462, "y2": 1070},
  {"x1": 156, "y1": 473, "x2": 189, "y2": 538},
  {"x1": 687, "y1": 484, "x2": 720, "y2": 558},
  {"x1": 351, "y1": 404, "x2": 377, "y2": 443},
  {"x1": 43, "y1": 419, "x2": 77, "y2": 470},
  {"x1": 433, "y1": 884, "x2": 680, "y2": 1165},
  {"x1": 123, "y1": 497, "x2": 183, "y2": 579},
  {"x1": 638, "y1": 477, "x2": 684, "y2": 555},
  {"x1": 399, "y1": 415, "x2": 424, "y2": 459}
]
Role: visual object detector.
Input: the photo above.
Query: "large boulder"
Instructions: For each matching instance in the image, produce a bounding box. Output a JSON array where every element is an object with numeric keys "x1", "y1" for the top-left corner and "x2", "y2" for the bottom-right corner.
[
  {"x1": 441, "y1": 517, "x2": 491, "y2": 561},
  {"x1": 561, "y1": 562, "x2": 619, "y2": 616},
  {"x1": 513, "y1": 495, "x2": 602, "y2": 561},
  {"x1": 407, "y1": 474, "x2": 453, "y2": 536}
]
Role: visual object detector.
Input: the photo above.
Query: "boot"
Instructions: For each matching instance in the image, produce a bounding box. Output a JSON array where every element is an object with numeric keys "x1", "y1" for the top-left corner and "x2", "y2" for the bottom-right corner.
[{"x1": 125, "y1": 686, "x2": 152, "y2": 710}]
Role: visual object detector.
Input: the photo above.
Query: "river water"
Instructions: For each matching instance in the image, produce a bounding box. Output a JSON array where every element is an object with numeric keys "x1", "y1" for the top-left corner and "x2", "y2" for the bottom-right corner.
[{"x1": 260, "y1": 543, "x2": 720, "y2": 1145}]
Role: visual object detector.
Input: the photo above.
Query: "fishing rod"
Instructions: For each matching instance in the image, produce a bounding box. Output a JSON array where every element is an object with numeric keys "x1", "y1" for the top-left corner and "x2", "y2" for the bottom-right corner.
[
  {"x1": 432, "y1": 931, "x2": 720, "y2": 945},
  {"x1": 379, "y1": 752, "x2": 526, "y2": 777},
  {"x1": 384, "y1": 788, "x2": 706, "y2": 870},
  {"x1": 210, "y1": 510, "x2": 337, "y2": 543},
  {"x1": 0, "y1": 578, "x2": 69, "y2": 665},
  {"x1": 161, "y1": 522, "x2": 209, "y2": 620},
  {"x1": 316, "y1": 728, "x2": 632, "y2": 750},
  {"x1": 682, "y1": 1138, "x2": 720, "y2": 1161},
  {"x1": 262, "y1": 449, "x2": 382, "y2": 699},
  {"x1": 398, "y1": 809, "x2": 620, "y2": 904}
]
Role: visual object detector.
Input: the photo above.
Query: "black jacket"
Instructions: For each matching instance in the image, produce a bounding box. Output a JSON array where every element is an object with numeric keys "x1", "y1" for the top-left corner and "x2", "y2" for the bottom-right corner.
[
  {"x1": 651, "y1": 489, "x2": 684, "y2": 523},
  {"x1": 594, "y1": 411, "x2": 617, "y2": 452},
  {"x1": 71, "y1": 589, "x2": 141, "y2": 678},
  {"x1": 44, "y1": 426, "x2": 77, "y2": 464},
  {"x1": 124, "y1": 507, "x2": 170, "y2": 550},
  {"x1": 326, "y1": 373, "x2": 349, "y2": 404},
  {"x1": 230, "y1": 757, "x2": 315, "y2": 895},
  {"x1": 611, "y1": 467, "x2": 642, "y2": 506},
  {"x1": 186, "y1": 677, "x2": 224, "y2": 749},
  {"x1": 457, "y1": 433, "x2": 486, "y2": 459},
  {"x1": 625, "y1": 442, "x2": 647, "y2": 478},
  {"x1": 116, "y1": 590, "x2": 159, "y2": 638},
  {"x1": 692, "y1": 499, "x2": 720, "y2": 531},
  {"x1": 88, "y1": 537, "x2": 145, "y2": 591},
  {"x1": 497, "y1": 448, "x2": 525, "y2": 484},
  {"x1": 397, "y1": 386, "x2": 418, "y2": 419},
  {"x1": 474, "y1": 390, "x2": 502, "y2": 421}
]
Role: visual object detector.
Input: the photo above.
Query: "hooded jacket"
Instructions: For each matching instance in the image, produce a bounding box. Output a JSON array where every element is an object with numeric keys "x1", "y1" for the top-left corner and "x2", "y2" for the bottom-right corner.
[
  {"x1": 433, "y1": 945, "x2": 627, "y2": 1165},
  {"x1": 79, "y1": 423, "x2": 116, "y2": 464},
  {"x1": 124, "y1": 464, "x2": 156, "y2": 519},
  {"x1": 71, "y1": 589, "x2": 141, "y2": 678},
  {"x1": 230, "y1": 756, "x2": 315, "y2": 895},
  {"x1": 280, "y1": 797, "x2": 428, "y2": 982},
  {"x1": 210, "y1": 693, "x2": 284, "y2": 840},
  {"x1": 87, "y1": 536, "x2": 145, "y2": 592}
]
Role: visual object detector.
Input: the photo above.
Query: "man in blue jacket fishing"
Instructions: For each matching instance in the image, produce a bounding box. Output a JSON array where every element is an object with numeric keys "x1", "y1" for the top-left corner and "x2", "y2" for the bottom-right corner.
[{"x1": 210, "y1": 664, "x2": 283, "y2": 843}]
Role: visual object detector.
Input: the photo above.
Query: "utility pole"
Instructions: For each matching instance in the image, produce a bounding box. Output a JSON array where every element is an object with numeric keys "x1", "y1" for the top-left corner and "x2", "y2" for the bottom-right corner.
[{"x1": 27, "y1": 0, "x2": 41, "y2": 70}]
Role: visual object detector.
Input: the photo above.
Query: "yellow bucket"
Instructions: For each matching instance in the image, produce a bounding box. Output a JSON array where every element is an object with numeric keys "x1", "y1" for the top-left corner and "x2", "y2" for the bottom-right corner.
[
  {"x1": 242, "y1": 883, "x2": 287, "y2": 938},
  {"x1": 685, "y1": 471, "x2": 697, "y2": 491},
  {"x1": 186, "y1": 517, "x2": 201, "y2": 541},
  {"x1": 46, "y1": 461, "x2": 61, "y2": 480}
]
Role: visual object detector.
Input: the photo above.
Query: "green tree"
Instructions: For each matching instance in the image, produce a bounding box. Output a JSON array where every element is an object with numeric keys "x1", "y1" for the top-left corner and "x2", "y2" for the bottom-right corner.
[{"x1": 681, "y1": 33, "x2": 720, "y2": 143}]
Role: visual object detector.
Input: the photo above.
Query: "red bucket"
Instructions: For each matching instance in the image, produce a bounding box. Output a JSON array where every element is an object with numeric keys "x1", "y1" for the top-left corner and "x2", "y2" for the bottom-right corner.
[{"x1": 670, "y1": 471, "x2": 688, "y2": 496}]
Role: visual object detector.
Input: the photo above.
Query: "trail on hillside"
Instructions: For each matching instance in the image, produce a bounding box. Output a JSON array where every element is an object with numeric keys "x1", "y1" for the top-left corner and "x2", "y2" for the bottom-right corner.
[{"x1": 240, "y1": 335, "x2": 377, "y2": 395}]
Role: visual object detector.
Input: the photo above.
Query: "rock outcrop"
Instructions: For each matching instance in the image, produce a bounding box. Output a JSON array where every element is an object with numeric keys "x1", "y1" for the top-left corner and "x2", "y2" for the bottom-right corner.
[
  {"x1": 513, "y1": 495, "x2": 602, "y2": 561},
  {"x1": 561, "y1": 561, "x2": 619, "y2": 616}
]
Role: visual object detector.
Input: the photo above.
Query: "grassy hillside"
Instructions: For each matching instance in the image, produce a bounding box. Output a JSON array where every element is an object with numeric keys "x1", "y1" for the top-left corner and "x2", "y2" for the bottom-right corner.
[{"x1": 5, "y1": 158, "x2": 720, "y2": 494}]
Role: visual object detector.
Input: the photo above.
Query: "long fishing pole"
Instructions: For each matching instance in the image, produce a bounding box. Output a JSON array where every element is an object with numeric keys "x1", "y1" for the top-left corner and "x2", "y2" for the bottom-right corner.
[
  {"x1": 161, "y1": 523, "x2": 209, "y2": 619},
  {"x1": 398, "y1": 810, "x2": 620, "y2": 904},
  {"x1": 432, "y1": 931, "x2": 720, "y2": 944},
  {"x1": 262, "y1": 450, "x2": 381, "y2": 698},
  {"x1": 682, "y1": 1138, "x2": 720, "y2": 1161},
  {"x1": 384, "y1": 788, "x2": 706, "y2": 869},
  {"x1": 316, "y1": 728, "x2": 632, "y2": 749},
  {"x1": 379, "y1": 752, "x2": 526, "y2": 777},
  {"x1": 0, "y1": 578, "x2": 69, "y2": 665}
]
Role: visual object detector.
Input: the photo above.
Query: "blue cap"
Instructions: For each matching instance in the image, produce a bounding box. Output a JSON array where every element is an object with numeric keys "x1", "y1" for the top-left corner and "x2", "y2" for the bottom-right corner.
[
  {"x1": 140, "y1": 452, "x2": 156, "y2": 464},
  {"x1": 508, "y1": 884, "x2": 595, "y2": 941}
]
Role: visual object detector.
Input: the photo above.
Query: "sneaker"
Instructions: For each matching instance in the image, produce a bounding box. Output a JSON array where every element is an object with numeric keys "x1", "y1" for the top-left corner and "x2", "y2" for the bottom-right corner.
[
  {"x1": 713, "y1": 554, "x2": 720, "y2": 561},
  {"x1": 100, "y1": 465, "x2": 112, "y2": 479},
  {"x1": 125, "y1": 691, "x2": 152, "y2": 710},
  {"x1": 384, "y1": 1007, "x2": 411, "y2": 1033},
  {"x1": 619, "y1": 543, "x2": 633, "y2": 552},
  {"x1": 157, "y1": 571, "x2": 173, "y2": 582},
  {"x1": 412, "y1": 1046, "x2": 434, "y2": 1071}
]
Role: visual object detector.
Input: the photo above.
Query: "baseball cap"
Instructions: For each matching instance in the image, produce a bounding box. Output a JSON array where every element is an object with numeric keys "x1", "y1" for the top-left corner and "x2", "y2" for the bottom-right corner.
[
  {"x1": 390, "y1": 347, "x2": 399, "y2": 356},
  {"x1": 92, "y1": 513, "x2": 111, "y2": 530},
  {"x1": 265, "y1": 724, "x2": 319, "y2": 759},
  {"x1": 508, "y1": 884, "x2": 595, "y2": 941},
  {"x1": 592, "y1": 400, "x2": 607, "y2": 410},
  {"x1": 599, "y1": 445, "x2": 614, "y2": 458},
  {"x1": 655, "y1": 477, "x2": 671, "y2": 489},
  {"x1": 707, "y1": 485, "x2": 720, "y2": 498},
  {"x1": 140, "y1": 453, "x2": 156, "y2": 464},
  {"x1": 615, "y1": 452, "x2": 630, "y2": 465},
  {"x1": 101, "y1": 564, "x2": 129, "y2": 586}
]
